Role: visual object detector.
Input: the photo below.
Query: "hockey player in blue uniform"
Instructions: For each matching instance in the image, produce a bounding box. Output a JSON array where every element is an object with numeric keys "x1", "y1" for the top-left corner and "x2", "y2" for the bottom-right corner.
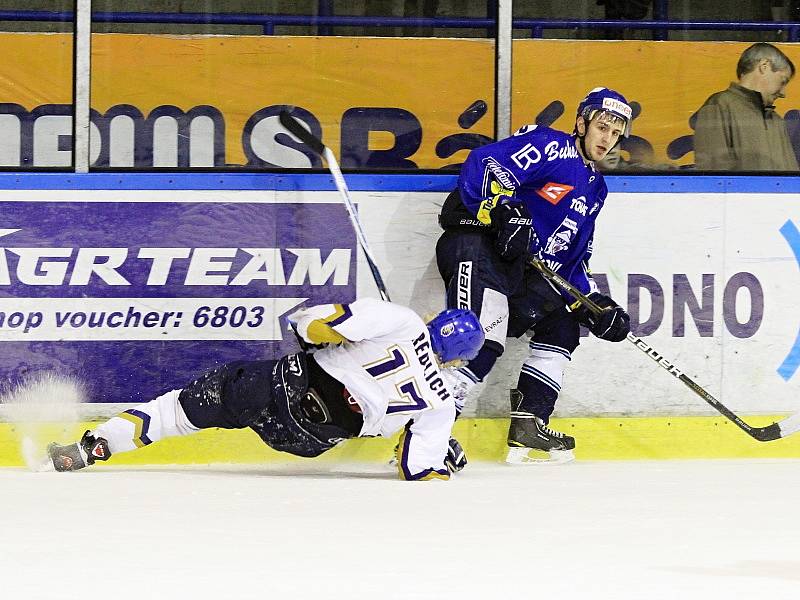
[
  {"x1": 436, "y1": 87, "x2": 633, "y2": 464},
  {"x1": 45, "y1": 300, "x2": 484, "y2": 481}
]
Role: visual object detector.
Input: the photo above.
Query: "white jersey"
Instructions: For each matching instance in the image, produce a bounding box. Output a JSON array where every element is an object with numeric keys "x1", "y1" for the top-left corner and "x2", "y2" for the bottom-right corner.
[{"x1": 289, "y1": 298, "x2": 456, "y2": 481}]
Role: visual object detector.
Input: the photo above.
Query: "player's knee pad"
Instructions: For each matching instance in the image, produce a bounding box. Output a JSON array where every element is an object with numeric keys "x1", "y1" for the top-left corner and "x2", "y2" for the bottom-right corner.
[{"x1": 478, "y1": 288, "x2": 510, "y2": 350}]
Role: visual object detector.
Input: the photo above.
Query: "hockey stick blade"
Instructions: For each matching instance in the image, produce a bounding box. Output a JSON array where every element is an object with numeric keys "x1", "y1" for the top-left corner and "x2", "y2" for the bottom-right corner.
[
  {"x1": 278, "y1": 110, "x2": 325, "y2": 154},
  {"x1": 528, "y1": 257, "x2": 794, "y2": 442}
]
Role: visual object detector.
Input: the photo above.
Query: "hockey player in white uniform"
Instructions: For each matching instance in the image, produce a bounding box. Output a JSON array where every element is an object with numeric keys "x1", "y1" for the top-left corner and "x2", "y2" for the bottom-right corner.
[{"x1": 46, "y1": 299, "x2": 484, "y2": 481}]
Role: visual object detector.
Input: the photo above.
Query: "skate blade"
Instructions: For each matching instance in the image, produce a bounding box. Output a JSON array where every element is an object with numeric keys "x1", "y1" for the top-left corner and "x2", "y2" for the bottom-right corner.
[
  {"x1": 21, "y1": 437, "x2": 55, "y2": 472},
  {"x1": 505, "y1": 446, "x2": 575, "y2": 465}
]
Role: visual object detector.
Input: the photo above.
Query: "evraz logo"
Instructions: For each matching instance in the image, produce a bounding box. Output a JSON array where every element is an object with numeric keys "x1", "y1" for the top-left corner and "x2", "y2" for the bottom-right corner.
[{"x1": 778, "y1": 219, "x2": 800, "y2": 381}]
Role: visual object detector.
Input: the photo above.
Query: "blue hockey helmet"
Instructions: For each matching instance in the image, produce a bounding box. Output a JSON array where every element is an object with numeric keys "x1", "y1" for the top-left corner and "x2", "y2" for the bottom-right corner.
[
  {"x1": 576, "y1": 87, "x2": 633, "y2": 138},
  {"x1": 427, "y1": 309, "x2": 484, "y2": 364}
]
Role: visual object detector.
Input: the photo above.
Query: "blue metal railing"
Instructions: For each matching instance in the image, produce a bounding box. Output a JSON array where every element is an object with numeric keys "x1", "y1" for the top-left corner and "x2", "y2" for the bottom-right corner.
[
  {"x1": 518, "y1": 19, "x2": 800, "y2": 41},
  {"x1": 0, "y1": 10, "x2": 796, "y2": 41},
  {"x1": 92, "y1": 12, "x2": 497, "y2": 36}
]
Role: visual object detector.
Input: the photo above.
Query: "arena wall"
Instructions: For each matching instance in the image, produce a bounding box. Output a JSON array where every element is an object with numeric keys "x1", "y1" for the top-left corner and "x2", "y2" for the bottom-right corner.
[{"x1": 0, "y1": 172, "x2": 798, "y2": 463}]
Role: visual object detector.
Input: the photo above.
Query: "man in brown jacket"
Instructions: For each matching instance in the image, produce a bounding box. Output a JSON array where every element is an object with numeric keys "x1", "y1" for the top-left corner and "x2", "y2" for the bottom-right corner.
[{"x1": 694, "y1": 42, "x2": 799, "y2": 171}]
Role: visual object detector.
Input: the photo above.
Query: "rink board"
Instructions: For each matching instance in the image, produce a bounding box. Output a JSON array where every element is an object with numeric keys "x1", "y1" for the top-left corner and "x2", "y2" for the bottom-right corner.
[
  {"x1": 2, "y1": 415, "x2": 800, "y2": 467},
  {"x1": 0, "y1": 173, "x2": 797, "y2": 462}
]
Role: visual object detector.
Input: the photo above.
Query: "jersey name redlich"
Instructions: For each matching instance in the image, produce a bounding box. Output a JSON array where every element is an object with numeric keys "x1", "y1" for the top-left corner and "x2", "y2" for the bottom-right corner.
[{"x1": 411, "y1": 332, "x2": 451, "y2": 403}]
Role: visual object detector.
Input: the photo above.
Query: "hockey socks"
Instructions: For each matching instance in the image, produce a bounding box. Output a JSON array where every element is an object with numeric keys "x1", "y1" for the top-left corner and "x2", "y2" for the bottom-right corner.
[
  {"x1": 516, "y1": 342, "x2": 572, "y2": 421},
  {"x1": 94, "y1": 389, "x2": 200, "y2": 455}
]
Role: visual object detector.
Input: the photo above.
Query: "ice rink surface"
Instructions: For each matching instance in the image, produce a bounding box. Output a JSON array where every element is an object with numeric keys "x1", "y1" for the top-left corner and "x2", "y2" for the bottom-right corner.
[{"x1": 1, "y1": 459, "x2": 798, "y2": 600}]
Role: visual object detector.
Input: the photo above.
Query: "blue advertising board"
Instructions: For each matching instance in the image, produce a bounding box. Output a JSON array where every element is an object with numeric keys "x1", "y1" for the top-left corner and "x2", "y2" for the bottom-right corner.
[{"x1": 0, "y1": 180, "x2": 357, "y2": 403}]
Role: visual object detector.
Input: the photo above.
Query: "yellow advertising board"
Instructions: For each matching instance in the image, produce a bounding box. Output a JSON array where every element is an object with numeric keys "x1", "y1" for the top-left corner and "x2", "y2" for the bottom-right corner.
[
  {"x1": 0, "y1": 33, "x2": 72, "y2": 105},
  {"x1": 0, "y1": 34, "x2": 798, "y2": 169},
  {"x1": 89, "y1": 34, "x2": 495, "y2": 169}
]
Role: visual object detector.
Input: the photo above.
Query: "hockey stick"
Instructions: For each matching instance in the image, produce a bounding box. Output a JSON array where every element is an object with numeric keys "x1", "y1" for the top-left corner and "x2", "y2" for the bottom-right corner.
[
  {"x1": 278, "y1": 110, "x2": 391, "y2": 302},
  {"x1": 528, "y1": 257, "x2": 800, "y2": 442}
]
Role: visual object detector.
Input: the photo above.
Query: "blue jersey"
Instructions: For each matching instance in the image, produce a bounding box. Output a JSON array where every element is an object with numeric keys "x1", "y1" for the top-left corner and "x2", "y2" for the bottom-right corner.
[{"x1": 457, "y1": 124, "x2": 607, "y2": 295}]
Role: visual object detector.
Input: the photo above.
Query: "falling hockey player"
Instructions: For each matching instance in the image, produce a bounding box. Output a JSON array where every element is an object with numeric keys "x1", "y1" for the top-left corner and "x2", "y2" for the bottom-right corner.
[
  {"x1": 436, "y1": 87, "x2": 633, "y2": 464},
  {"x1": 46, "y1": 299, "x2": 484, "y2": 481}
]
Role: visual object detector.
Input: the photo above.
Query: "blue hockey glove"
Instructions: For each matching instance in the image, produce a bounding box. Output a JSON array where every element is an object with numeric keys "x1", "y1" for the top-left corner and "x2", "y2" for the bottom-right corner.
[
  {"x1": 489, "y1": 202, "x2": 533, "y2": 261},
  {"x1": 444, "y1": 436, "x2": 467, "y2": 474},
  {"x1": 573, "y1": 293, "x2": 630, "y2": 342}
]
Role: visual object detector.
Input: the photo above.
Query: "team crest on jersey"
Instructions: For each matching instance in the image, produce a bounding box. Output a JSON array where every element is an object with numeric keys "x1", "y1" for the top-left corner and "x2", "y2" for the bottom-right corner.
[
  {"x1": 544, "y1": 216, "x2": 579, "y2": 255},
  {"x1": 536, "y1": 182, "x2": 574, "y2": 205}
]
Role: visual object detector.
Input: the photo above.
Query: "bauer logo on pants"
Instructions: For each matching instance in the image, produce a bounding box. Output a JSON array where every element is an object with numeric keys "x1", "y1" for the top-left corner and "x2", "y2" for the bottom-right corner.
[{"x1": 457, "y1": 262, "x2": 472, "y2": 310}]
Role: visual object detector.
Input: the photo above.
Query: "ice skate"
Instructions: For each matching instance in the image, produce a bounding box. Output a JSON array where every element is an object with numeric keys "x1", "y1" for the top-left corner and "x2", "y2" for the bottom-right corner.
[
  {"x1": 505, "y1": 389, "x2": 575, "y2": 465},
  {"x1": 47, "y1": 430, "x2": 111, "y2": 472}
]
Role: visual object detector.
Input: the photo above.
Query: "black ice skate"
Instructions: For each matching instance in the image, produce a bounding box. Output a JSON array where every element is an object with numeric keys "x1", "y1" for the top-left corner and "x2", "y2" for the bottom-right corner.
[
  {"x1": 47, "y1": 430, "x2": 111, "y2": 472},
  {"x1": 506, "y1": 389, "x2": 575, "y2": 465}
]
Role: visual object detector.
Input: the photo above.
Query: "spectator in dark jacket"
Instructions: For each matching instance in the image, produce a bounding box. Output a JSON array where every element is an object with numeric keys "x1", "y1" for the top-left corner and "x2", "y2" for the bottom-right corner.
[{"x1": 694, "y1": 42, "x2": 799, "y2": 171}]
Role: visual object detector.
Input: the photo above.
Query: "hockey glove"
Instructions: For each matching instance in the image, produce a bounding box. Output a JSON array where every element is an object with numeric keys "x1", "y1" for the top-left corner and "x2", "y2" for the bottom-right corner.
[
  {"x1": 573, "y1": 292, "x2": 630, "y2": 342},
  {"x1": 444, "y1": 436, "x2": 467, "y2": 474},
  {"x1": 489, "y1": 202, "x2": 533, "y2": 261},
  {"x1": 288, "y1": 320, "x2": 324, "y2": 352}
]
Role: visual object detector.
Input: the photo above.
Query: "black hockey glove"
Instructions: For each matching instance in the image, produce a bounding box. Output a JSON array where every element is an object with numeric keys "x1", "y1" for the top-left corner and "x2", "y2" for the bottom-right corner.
[
  {"x1": 573, "y1": 292, "x2": 630, "y2": 342},
  {"x1": 489, "y1": 202, "x2": 533, "y2": 261},
  {"x1": 288, "y1": 321, "x2": 324, "y2": 352},
  {"x1": 444, "y1": 436, "x2": 467, "y2": 474}
]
